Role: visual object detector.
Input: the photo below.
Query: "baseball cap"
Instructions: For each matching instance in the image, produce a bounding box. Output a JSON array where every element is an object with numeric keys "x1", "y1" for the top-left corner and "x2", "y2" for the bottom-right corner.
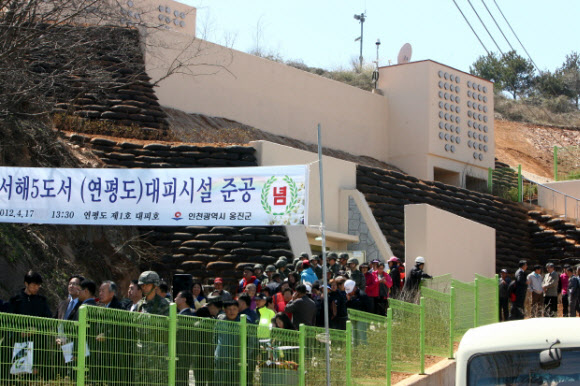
[
  {"x1": 255, "y1": 293, "x2": 266, "y2": 301},
  {"x1": 500, "y1": 269, "x2": 508, "y2": 274},
  {"x1": 344, "y1": 280, "x2": 356, "y2": 294},
  {"x1": 214, "y1": 277, "x2": 223, "y2": 284}
]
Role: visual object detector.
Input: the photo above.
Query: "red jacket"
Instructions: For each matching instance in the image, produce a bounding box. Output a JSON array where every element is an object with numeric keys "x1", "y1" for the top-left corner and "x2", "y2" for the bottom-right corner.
[{"x1": 365, "y1": 271, "x2": 379, "y2": 297}]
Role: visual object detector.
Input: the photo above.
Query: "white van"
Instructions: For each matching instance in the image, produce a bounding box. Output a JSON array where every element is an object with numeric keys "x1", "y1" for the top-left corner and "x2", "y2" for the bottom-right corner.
[{"x1": 456, "y1": 318, "x2": 580, "y2": 385}]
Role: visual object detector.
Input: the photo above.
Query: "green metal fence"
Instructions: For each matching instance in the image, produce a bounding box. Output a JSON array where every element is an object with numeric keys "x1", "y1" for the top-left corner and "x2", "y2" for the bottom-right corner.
[
  {"x1": 0, "y1": 312, "x2": 78, "y2": 384},
  {"x1": 348, "y1": 308, "x2": 389, "y2": 385},
  {"x1": 302, "y1": 324, "x2": 349, "y2": 386},
  {"x1": 451, "y1": 279, "x2": 476, "y2": 341},
  {"x1": 421, "y1": 287, "x2": 453, "y2": 359},
  {"x1": 389, "y1": 298, "x2": 423, "y2": 375},
  {"x1": 475, "y1": 274, "x2": 499, "y2": 327},
  {"x1": 0, "y1": 272, "x2": 500, "y2": 385},
  {"x1": 258, "y1": 326, "x2": 301, "y2": 385},
  {"x1": 421, "y1": 273, "x2": 453, "y2": 294}
]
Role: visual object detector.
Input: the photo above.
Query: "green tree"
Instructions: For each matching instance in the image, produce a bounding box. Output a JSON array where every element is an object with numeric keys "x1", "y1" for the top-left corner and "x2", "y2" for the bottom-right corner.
[
  {"x1": 500, "y1": 51, "x2": 535, "y2": 99},
  {"x1": 560, "y1": 51, "x2": 580, "y2": 108},
  {"x1": 470, "y1": 50, "x2": 535, "y2": 99},
  {"x1": 534, "y1": 70, "x2": 568, "y2": 98},
  {"x1": 470, "y1": 52, "x2": 504, "y2": 93}
]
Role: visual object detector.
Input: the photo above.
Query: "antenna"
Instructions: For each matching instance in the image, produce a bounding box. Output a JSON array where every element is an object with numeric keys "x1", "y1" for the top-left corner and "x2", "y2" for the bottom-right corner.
[
  {"x1": 353, "y1": 12, "x2": 366, "y2": 71},
  {"x1": 397, "y1": 43, "x2": 412, "y2": 64}
]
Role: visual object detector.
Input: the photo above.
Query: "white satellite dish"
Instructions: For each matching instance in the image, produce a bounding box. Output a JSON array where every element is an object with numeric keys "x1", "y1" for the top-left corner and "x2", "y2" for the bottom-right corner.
[{"x1": 397, "y1": 43, "x2": 412, "y2": 64}]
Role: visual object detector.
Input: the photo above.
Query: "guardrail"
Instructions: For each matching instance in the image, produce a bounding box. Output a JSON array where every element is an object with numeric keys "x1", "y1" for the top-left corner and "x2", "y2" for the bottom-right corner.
[
  {"x1": 0, "y1": 273, "x2": 498, "y2": 385},
  {"x1": 531, "y1": 179, "x2": 580, "y2": 224}
]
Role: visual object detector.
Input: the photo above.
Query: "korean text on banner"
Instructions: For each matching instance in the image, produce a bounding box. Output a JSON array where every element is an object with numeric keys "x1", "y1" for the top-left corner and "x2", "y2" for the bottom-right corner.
[{"x1": 0, "y1": 165, "x2": 309, "y2": 226}]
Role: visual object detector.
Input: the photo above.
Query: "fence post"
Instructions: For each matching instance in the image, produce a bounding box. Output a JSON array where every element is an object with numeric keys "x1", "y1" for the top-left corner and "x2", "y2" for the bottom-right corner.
[
  {"x1": 494, "y1": 274, "x2": 500, "y2": 323},
  {"x1": 420, "y1": 297, "x2": 426, "y2": 374},
  {"x1": 76, "y1": 305, "x2": 87, "y2": 386},
  {"x1": 298, "y1": 324, "x2": 306, "y2": 386},
  {"x1": 474, "y1": 278, "x2": 479, "y2": 327},
  {"x1": 449, "y1": 287, "x2": 455, "y2": 359},
  {"x1": 239, "y1": 314, "x2": 247, "y2": 386},
  {"x1": 386, "y1": 307, "x2": 393, "y2": 386},
  {"x1": 346, "y1": 321, "x2": 352, "y2": 386},
  {"x1": 554, "y1": 146, "x2": 558, "y2": 181},
  {"x1": 518, "y1": 164, "x2": 523, "y2": 202},
  {"x1": 168, "y1": 303, "x2": 177, "y2": 386},
  {"x1": 488, "y1": 167, "x2": 493, "y2": 193}
]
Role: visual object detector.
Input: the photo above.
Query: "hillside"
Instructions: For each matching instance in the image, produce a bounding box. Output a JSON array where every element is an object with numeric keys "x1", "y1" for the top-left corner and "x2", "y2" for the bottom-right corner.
[{"x1": 494, "y1": 118, "x2": 580, "y2": 181}]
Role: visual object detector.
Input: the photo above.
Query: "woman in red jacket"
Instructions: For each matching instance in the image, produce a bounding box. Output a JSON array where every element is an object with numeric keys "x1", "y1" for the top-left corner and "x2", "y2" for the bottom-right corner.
[{"x1": 360, "y1": 263, "x2": 379, "y2": 314}]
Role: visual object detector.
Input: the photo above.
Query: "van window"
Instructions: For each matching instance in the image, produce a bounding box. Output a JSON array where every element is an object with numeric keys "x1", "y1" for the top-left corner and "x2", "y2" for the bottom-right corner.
[{"x1": 468, "y1": 349, "x2": 580, "y2": 385}]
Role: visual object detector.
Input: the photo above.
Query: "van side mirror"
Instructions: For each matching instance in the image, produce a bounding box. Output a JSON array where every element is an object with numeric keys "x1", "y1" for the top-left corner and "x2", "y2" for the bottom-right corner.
[{"x1": 539, "y1": 340, "x2": 562, "y2": 370}]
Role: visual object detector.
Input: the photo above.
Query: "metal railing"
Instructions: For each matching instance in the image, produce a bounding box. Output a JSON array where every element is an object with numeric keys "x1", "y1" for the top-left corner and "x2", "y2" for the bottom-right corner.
[
  {"x1": 0, "y1": 273, "x2": 498, "y2": 385},
  {"x1": 528, "y1": 178, "x2": 580, "y2": 224}
]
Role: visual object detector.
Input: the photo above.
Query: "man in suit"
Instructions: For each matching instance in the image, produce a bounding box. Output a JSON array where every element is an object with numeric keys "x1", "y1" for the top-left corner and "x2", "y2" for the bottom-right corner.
[
  {"x1": 55, "y1": 275, "x2": 85, "y2": 320},
  {"x1": 98, "y1": 281, "x2": 124, "y2": 309},
  {"x1": 175, "y1": 291, "x2": 195, "y2": 316},
  {"x1": 77, "y1": 280, "x2": 98, "y2": 309}
]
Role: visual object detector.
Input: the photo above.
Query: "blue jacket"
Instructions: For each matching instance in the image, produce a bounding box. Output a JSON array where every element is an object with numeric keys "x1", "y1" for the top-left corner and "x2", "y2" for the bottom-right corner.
[{"x1": 301, "y1": 268, "x2": 318, "y2": 285}]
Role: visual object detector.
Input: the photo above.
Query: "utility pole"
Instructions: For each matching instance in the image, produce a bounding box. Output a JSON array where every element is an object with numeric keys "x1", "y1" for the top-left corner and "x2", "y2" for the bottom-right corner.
[{"x1": 354, "y1": 12, "x2": 366, "y2": 71}]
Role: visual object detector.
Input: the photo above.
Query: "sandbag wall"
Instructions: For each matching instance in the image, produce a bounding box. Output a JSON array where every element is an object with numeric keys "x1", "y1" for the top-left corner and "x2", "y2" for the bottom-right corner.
[
  {"x1": 63, "y1": 133, "x2": 293, "y2": 289},
  {"x1": 43, "y1": 27, "x2": 170, "y2": 136},
  {"x1": 357, "y1": 165, "x2": 533, "y2": 272},
  {"x1": 528, "y1": 210, "x2": 580, "y2": 266}
]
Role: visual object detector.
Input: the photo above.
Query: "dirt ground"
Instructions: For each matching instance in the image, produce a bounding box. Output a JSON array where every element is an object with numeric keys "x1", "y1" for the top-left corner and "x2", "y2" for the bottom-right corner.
[{"x1": 494, "y1": 119, "x2": 580, "y2": 179}]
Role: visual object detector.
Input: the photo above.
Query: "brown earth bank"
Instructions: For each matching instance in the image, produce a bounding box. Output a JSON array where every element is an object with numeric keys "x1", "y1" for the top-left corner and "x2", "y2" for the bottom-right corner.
[{"x1": 494, "y1": 118, "x2": 580, "y2": 179}]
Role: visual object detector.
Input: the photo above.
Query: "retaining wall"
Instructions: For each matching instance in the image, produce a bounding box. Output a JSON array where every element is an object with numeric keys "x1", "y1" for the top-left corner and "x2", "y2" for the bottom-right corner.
[{"x1": 357, "y1": 165, "x2": 533, "y2": 271}]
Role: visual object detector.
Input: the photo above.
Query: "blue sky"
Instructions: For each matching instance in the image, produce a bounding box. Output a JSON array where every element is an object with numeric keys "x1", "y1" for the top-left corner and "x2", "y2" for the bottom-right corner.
[{"x1": 184, "y1": 0, "x2": 579, "y2": 75}]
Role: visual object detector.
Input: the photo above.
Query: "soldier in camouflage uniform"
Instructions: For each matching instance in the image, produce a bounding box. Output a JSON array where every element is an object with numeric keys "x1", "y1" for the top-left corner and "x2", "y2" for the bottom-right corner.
[
  {"x1": 328, "y1": 253, "x2": 340, "y2": 278},
  {"x1": 347, "y1": 258, "x2": 366, "y2": 293},
  {"x1": 134, "y1": 271, "x2": 170, "y2": 384},
  {"x1": 136, "y1": 271, "x2": 170, "y2": 316},
  {"x1": 310, "y1": 255, "x2": 323, "y2": 280}
]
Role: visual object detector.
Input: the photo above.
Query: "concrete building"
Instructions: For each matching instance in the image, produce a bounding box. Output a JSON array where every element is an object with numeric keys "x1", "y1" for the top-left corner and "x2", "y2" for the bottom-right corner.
[{"x1": 93, "y1": 0, "x2": 498, "y2": 272}]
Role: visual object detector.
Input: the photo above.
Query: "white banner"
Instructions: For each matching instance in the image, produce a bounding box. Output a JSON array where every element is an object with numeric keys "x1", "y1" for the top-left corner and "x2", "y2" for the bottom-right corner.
[{"x1": 0, "y1": 165, "x2": 309, "y2": 226}]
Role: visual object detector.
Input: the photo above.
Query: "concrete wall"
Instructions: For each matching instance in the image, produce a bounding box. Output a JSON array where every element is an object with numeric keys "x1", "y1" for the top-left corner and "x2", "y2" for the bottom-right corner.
[
  {"x1": 404, "y1": 204, "x2": 495, "y2": 281},
  {"x1": 133, "y1": 0, "x2": 196, "y2": 35},
  {"x1": 378, "y1": 61, "x2": 493, "y2": 185},
  {"x1": 143, "y1": 29, "x2": 391, "y2": 163},
  {"x1": 250, "y1": 141, "x2": 357, "y2": 234},
  {"x1": 538, "y1": 180, "x2": 580, "y2": 220}
]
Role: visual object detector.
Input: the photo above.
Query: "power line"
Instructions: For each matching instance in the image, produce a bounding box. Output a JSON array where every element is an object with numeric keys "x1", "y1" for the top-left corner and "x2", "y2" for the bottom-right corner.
[
  {"x1": 480, "y1": 0, "x2": 515, "y2": 52},
  {"x1": 492, "y1": 0, "x2": 541, "y2": 73},
  {"x1": 466, "y1": 0, "x2": 504, "y2": 56},
  {"x1": 451, "y1": 0, "x2": 490, "y2": 56}
]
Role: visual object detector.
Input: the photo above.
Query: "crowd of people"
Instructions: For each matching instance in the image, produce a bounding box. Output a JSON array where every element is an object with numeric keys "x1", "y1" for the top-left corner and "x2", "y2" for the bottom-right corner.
[
  {"x1": 499, "y1": 260, "x2": 580, "y2": 320},
  {"x1": 0, "y1": 253, "x2": 434, "y2": 328},
  {"x1": 0, "y1": 254, "x2": 435, "y2": 384}
]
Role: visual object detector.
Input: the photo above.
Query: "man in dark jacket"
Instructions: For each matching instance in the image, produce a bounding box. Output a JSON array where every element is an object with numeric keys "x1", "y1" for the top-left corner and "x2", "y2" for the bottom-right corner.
[
  {"x1": 8, "y1": 271, "x2": 52, "y2": 317},
  {"x1": 7, "y1": 271, "x2": 52, "y2": 380},
  {"x1": 498, "y1": 269, "x2": 511, "y2": 321},
  {"x1": 284, "y1": 284, "x2": 317, "y2": 329},
  {"x1": 403, "y1": 256, "x2": 432, "y2": 301},
  {"x1": 510, "y1": 260, "x2": 528, "y2": 320},
  {"x1": 55, "y1": 275, "x2": 85, "y2": 320}
]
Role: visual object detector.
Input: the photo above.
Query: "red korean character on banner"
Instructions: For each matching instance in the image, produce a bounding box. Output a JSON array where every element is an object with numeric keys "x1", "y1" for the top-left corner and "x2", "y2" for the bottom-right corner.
[{"x1": 273, "y1": 187, "x2": 287, "y2": 206}]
